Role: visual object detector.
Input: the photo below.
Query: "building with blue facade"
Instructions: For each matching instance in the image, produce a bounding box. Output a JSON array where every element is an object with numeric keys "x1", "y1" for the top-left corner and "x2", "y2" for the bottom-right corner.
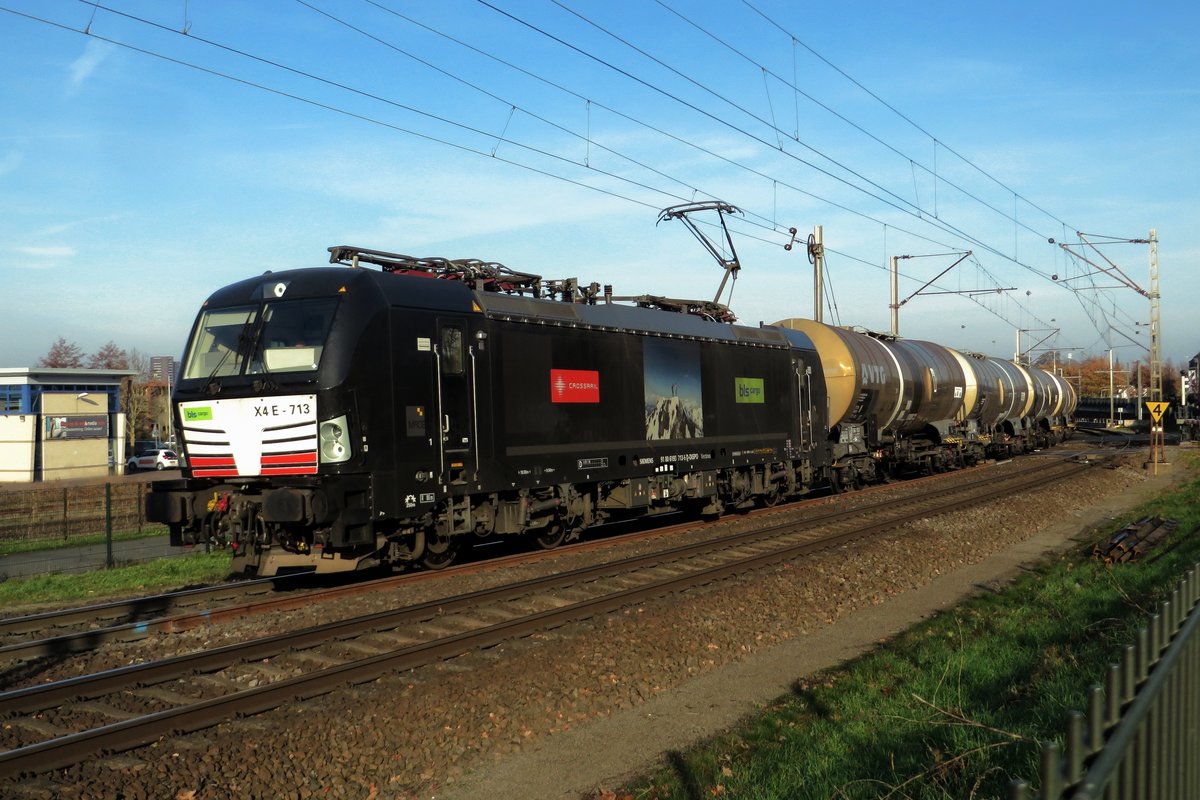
[{"x1": 0, "y1": 368, "x2": 137, "y2": 482}]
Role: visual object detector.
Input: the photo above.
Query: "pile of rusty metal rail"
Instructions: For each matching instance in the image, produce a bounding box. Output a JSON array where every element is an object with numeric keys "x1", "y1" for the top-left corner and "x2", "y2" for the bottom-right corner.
[{"x1": 1093, "y1": 516, "x2": 1179, "y2": 564}]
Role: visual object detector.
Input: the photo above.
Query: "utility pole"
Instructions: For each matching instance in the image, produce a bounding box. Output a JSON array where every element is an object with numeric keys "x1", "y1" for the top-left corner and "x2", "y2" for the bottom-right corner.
[
  {"x1": 889, "y1": 255, "x2": 899, "y2": 335},
  {"x1": 1109, "y1": 348, "x2": 1115, "y2": 426},
  {"x1": 1148, "y1": 229, "x2": 1161, "y2": 403},
  {"x1": 1134, "y1": 360, "x2": 1143, "y2": 420},
  {"x1": 1057, "y1": 229, "x2": 1161, "y2": 403},
  {"x1": 812, "y1": 225, "x2": 824, "y2": 323},
  {"x1": 886, "y1": 250, "x2": 983, "y2": 338}
]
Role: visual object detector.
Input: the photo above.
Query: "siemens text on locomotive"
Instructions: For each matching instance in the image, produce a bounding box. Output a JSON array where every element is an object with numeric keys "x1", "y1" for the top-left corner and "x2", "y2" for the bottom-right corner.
[{"x1": 147, "y1": 245, "x2": 1076, "y2": 576}]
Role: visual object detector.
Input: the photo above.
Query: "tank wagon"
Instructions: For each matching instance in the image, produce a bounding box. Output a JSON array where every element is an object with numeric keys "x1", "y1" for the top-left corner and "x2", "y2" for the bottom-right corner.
[
  {"x1": 148, "y1": 246, "x2": 1074, "y2": 577},
  {"x1": 775, "y1": 318, "x2": 1075, "y2": 488}
]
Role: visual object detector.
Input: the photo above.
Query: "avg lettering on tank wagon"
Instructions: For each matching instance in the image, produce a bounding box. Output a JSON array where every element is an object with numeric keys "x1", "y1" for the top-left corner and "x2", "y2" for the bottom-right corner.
[{"x1": 147, "y1": 245, "x2": 1074, "y2": 577}]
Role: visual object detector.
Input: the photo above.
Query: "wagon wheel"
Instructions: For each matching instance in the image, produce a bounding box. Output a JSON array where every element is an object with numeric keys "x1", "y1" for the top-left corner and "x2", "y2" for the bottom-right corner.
[
  {"x1": 421, "y1": 531, "x2": 459, "y2": 570},
  {"x1": 842, "y1": 464, "x2": 862, "y2": 491}
]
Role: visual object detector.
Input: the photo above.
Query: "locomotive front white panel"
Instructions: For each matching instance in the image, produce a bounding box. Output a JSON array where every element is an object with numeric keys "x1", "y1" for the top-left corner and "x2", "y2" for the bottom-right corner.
[{"x1": 179, "y1": 395, "x2": 318, "y2": 477}]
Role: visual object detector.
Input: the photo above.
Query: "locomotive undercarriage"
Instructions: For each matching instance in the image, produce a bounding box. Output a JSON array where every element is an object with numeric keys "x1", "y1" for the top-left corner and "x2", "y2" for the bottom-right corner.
[
  {"x1": 159, "y1": 459, "x2": 826, "y2": 576},
  {"x1": 391, "y1": 460, "x2": 815, "y2": 571},
  {"x1": 161, "y1": 421, "x2": 1075, "y2": 577}
]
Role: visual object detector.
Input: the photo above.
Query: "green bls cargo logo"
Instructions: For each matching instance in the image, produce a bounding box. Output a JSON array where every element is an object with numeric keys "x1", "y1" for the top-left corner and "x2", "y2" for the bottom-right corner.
[
  {"x1": 734, "y1": 377, "x2": 764, "y2": 404},
  {"x1": 184, "y1": 406, "x2": 214, "y2": 422}
]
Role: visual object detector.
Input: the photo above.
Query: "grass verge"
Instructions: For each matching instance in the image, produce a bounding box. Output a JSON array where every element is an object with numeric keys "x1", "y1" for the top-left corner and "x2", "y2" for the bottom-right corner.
[
  {"x1": 0, "y1": 551, "x2": 234, "y2": 610},
  {"x1": 0, "y1": 526, "x2": 170, "y2": 557},
  {"x1": 616, "y1": 457, "x2": 1200, "y2": 800}
]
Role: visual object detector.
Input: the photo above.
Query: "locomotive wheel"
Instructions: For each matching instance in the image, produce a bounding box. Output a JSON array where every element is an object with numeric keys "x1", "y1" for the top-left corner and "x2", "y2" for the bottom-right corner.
[
  {"x1": 534, "y1": 521, "x2": 567, "y2": 550},
  {"x1": 760, "y1": 483, "x2": 784, "y2": 507},
  {"x1": 421, "y1": 533, "x2": 459, "y2": 570}
]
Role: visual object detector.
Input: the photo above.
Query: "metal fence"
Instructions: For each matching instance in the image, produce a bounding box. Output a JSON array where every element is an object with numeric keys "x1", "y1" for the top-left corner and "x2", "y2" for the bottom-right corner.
[
  {"x1": 0, "y1": 480, "x2": 179, "y2": 578},
  {"x1": 1011, "y1": 564, "x2": 1200, "y2": 799},
  {"x1": 0, "y1": 480, "x2": 158, "y2": 545}
]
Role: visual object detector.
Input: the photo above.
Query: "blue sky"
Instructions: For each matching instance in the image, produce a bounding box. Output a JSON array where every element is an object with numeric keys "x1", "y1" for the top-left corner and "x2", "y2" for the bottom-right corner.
[{"x1": 1, "y1": 1, "x2": 1197, "y2": 370}]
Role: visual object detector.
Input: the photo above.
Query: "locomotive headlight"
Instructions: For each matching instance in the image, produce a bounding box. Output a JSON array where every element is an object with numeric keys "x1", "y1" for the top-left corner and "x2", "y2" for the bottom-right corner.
[{"x1": 319, "y1": 414, "x2": 352, "y2": 464}]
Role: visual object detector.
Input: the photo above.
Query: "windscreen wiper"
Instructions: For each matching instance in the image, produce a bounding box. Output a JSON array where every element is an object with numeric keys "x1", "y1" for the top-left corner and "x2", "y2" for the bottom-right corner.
[{"x1": 201, "y1": 314, "x2": 259, "y2": 396}]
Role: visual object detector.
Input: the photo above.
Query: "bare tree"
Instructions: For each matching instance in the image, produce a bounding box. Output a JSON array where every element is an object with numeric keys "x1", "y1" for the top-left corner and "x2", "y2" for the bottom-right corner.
[
  {"x1": 88, "y1": 341, "x2": 130, "y2": 370},
  {"x1": 37, "y1": 337, "x2": 85, "y2": 367},
  {"x1": 123, "y1": 349, "x2": 152, "y2": 448}
]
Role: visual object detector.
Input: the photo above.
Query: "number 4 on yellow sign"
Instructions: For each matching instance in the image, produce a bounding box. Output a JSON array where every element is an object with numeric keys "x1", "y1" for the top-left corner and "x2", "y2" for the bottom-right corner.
[{"x1": 1146, "y1": 401, "x2": 1169, "y2": 422}]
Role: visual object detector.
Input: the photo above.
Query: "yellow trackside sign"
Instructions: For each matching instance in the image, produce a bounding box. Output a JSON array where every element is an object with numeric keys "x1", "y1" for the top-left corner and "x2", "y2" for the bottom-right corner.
[{"x1": 1146, "y1": 401, "x2": 1168, "y2": 422}]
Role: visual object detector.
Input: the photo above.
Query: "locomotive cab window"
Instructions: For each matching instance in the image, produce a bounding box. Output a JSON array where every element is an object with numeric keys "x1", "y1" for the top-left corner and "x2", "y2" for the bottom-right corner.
[
  {"x1": 181, "y1": 306, "x2": 258, "y2": 380},
  {"x1": 180, "y1": 298, "x2": 338, "y2": 380},
  {"x1": 440, "y1": 326, "x2": 465, "y2": 375},
  {"x1": 252, "y1": 298, "x2": 338, "y2": 374}
]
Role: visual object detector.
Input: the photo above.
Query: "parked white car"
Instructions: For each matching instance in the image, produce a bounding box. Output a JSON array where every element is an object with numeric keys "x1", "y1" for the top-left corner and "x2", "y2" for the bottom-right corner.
[{"x1": 126, "y1": 448, "x2": 180, "y2": 472}]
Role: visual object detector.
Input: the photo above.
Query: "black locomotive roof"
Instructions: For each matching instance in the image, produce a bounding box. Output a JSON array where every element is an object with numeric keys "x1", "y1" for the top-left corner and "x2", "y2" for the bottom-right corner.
[
  {"x1": 204, "y1": 265, "x2": 817, "y2": 352},
  {"x1": 204, "y1": 266, "x2": 479, "y2": 314},
  {"x1": 474, "y1": 291, "x2": 801, "y2": 349}
]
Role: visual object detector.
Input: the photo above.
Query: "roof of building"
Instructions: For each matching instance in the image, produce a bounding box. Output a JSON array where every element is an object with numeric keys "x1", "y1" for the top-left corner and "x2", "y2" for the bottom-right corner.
[{"x1": 0, "y1": 367, "x2": 139, "y2": 385}]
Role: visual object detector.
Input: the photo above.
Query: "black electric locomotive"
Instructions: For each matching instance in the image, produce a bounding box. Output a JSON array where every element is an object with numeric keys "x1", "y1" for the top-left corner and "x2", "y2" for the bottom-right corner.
[{"x1": 148, "y1": 246, "x2": 832, "y2": 576}]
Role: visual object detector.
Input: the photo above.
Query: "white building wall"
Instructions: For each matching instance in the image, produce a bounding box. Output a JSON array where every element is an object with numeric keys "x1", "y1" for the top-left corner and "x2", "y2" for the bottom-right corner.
[{"x1": 0, "y1": 415, "x2": 35, "y2": 483}]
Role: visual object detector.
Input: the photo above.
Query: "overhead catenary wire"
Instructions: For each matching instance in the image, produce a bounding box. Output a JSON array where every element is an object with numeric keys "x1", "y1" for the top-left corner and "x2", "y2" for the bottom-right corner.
[
  {"x1": 3, "y1": 1, "x2": 1144, "y2": 353},
  {"x1": 740, "y1": 0, "x2": 1075, "y2": 233},
  {"x1": 65, "y1": 0, "x2": 1015, "y2": 270},
  {"x1": 521, "y1": 0, "x2": 1066, "y2": 286},
  {"x1": 473, "y1": 0, "x2": 1124, "y2": 347},
  {"x1": 77, "y1": 0, "x2": 1070, "y2": 292},
  {"x1": 655, "y1": 0, "x2": 1062, "y2": 246}
]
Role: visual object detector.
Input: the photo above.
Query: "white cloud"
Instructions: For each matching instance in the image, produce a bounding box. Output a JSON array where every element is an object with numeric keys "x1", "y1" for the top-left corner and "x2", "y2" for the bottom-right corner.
[
  {"x1": 16, "y1": 245, "x2": 76, "y2": 260},
  {"x1": 67, "y1": 40, "x2": 112, "y2": 94}
]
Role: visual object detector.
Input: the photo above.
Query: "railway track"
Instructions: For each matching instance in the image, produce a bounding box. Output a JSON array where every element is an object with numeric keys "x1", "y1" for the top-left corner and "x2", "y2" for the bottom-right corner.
[
  {"x1": 0, "y1": 455, "x2": 1092, "y2": 780},
  {"x1": 0, "y1": 455, "x2": 1077, "y2": 666}
]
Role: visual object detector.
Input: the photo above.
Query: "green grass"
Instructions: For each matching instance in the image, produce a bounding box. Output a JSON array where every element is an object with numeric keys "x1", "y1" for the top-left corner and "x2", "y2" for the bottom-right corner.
[
  {"x1": 0, "y1": 551, "x2": 234, "y2": 610},
  {"x1": 0, "y1": 525, "x2": 170, "y2": 556},
  {"x1": 619, "y1": 456, "x2": 1200, "y2": 800}
]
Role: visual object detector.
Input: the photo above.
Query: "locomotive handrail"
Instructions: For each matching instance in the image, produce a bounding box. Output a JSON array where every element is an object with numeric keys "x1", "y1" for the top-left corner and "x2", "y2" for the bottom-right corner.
[
  {"x1": 469, "y1": 344, "x2": 480, "y2": 482},
  {"x1": 433, "y1": 342, "x2": 446, "y2": 487}
]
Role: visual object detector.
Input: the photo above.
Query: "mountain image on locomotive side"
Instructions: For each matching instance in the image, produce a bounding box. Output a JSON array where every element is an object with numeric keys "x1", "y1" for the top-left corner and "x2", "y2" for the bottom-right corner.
[{"x1": 147, "y1": 244, "x2": 1075, "y2": 577}]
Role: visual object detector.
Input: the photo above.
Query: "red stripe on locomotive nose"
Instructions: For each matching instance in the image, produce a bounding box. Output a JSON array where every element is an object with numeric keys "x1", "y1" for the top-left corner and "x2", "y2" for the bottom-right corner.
[
  {"x1": 189, "y1": 456, "x2": 236, "y2": 467},
  {"x1": 261, "y1": 452, "x2": 317, "y2": 465}
]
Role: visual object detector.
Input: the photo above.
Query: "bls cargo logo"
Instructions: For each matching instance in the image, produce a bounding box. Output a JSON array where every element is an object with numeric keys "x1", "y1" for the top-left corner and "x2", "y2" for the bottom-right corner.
[
  {"x1": 735, "y1": 377, "x2": 764, "y2": 404},
  {"x1": 550, "y1": 369, "x2": 601, "y2": 403}
]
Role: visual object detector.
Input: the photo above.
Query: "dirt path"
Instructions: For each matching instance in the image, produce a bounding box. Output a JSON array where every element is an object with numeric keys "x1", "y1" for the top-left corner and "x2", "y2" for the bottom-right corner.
[{"x1": 440, "y1": 456, "x2": 1190, "y2": 800}]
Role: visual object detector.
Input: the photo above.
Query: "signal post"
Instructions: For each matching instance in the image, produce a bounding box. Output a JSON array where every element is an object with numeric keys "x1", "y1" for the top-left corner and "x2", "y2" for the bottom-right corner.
[{"x1": 1146, "y1": 401, "x2": 1168, "y2": 473}]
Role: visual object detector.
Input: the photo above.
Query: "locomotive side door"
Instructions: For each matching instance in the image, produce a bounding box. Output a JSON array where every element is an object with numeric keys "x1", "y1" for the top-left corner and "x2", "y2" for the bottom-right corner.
[
  {"x1": 794, "y1": 357, "x2": 814, "y2": 451},
  {"x1": 434, "y1": 319, "x2": 476, "y2": 486}
]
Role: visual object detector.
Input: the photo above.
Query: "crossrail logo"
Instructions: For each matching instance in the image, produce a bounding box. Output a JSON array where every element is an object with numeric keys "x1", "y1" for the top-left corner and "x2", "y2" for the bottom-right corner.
[{"x1": 550, "y1": 369, "x2": 600, "y2": 403}]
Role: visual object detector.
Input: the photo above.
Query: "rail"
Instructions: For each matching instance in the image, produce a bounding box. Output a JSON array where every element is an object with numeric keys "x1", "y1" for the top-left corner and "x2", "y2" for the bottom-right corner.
[
  {"x1": 1010, "y1": 564, "x2": 1200, "y2": 799},
  {"x1": 0, "y1": 459, "x2": 1089, "y2": 779}
]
